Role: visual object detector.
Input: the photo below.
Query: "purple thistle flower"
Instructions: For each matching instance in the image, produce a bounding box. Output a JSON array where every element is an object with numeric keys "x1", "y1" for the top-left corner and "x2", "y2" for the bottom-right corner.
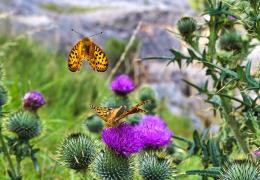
[
  {"x1": 23, "y1": 91, "x2": 45, "y2": 111},
  {"x1": 228, "y1": 15, "x2": 236, "y2": 21},
  {"x1": 137, "y1": 115, "x2": 173, "y2": 148},
  {"x1": 251, "y1": 149, "x2": 260, "y2": 158},
  {"x1": 102, "y1": 123, "x2": 143, "y2": 157},
  {"x1": 110, "y1": 74, "x2": 135, "y2": 95}
]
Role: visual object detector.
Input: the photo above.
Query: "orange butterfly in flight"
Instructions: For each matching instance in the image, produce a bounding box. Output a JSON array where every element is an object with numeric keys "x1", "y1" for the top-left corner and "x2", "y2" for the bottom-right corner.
[
  {"x1": 68, "y1": 29, "x2": 109, "y2": 72},
  {"x1": 90, "y1": 100, "x2": 150, "y2": 128}
]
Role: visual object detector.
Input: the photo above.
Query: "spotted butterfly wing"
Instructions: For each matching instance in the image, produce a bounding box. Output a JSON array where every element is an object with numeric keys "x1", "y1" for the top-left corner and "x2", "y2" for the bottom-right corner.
[
  {"x1": 113, "y1": 100, "x2": 149, "y2": 123},
  {"x1": 68, "y1": 37, "x2": 108, "y2": 72},
  {"x1": 90, "y1": 105, "x2": 127, "y2": 127},
  {"x1": 90, "y1": 100, "x2": 150, "y2": 127}
]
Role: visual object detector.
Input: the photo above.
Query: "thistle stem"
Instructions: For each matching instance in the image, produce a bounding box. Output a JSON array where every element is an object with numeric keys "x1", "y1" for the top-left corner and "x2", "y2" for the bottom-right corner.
[
  {"x1": 221, "y1": 97, "x2": 249, "y2": 154},
  {"x1": 0, "y1": 127, "x2": 16, "y2": 177},
  {"x1": 208, "y1": 16, "x2": 217, "y2": 62}
]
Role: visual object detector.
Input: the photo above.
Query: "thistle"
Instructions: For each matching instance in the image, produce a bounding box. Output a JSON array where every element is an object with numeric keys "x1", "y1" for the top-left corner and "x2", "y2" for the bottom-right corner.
[
  {"x1": 139, "y1": 151, "x2": 176, "y2": 180},
  {"x1": 85, "y1": 115, "x2": 104, "y2": 133},
  {"x1": 219, "y1": 31, "x2": 243, "y2": 52},
  {"x1": 101, "y1": 123, "x2": 144, "y2": 157},
  {"x1": 220, "y1": 159, "x2": 260, "y2": 180},
  {"x1": 93, "y1": 148, "x2": 134, "y2": 180},
  {"x1": 58, "y1": 133, "x2": 97, "y2": 171},
  {"x1": 6, "y1": 110, "x2": 41, "y2": 140},
  {"x1": 110, "y1": 74, "x2": 135, "y2": 95},
  {"x1": 177, "y1": 17, "x2": 197, "y2": 44},
  {"x1": 136, "y1": 115, "x2": 173, "y2": 148},
  {"x1": 22, "y1": 91, "x2": 45, "y2": 112},
  {"x1": 139, "y1": 86, "x2": 157, "y2": 113}
]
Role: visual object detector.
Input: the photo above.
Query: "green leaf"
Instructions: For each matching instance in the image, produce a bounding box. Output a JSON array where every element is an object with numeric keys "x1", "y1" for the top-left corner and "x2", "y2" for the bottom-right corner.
[
  {"x1": 186, "y1": 168, "x2": 220, "y2": 178},
  {"x1": 208, "y1": 139, "x2": 221, "y2": 167},
  {"x1": 245, "y1": 61, "x2": 260, "y2": 88},
  {"x1": 241, "y1": 92, "x2": 253, "y2": 107}
]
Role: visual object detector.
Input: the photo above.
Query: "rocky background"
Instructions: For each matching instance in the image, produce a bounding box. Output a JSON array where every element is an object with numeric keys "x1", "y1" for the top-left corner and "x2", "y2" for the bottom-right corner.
[{"x1": 0, "y1": 0, "x2": 259, "y2": 132}]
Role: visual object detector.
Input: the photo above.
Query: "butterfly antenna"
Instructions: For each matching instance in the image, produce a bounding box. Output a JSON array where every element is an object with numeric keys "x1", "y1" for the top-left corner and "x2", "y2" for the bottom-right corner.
[
  {"x1": 71, "y1": 29, "x2": 85, "y2": 38},
  {"x1": 89, "y1": 32, "x2": 103, "y2": 38}
]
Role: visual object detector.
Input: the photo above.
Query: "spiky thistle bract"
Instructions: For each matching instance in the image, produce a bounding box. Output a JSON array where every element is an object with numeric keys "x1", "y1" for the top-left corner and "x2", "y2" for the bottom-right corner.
[
  {"x1": 93, "y1": 148, "x2": 134, "y2": 180},
  {"x1": 58, "y1": 133, "x2": 97, "y2": 171},
  {"x1": 220, "y1": 159, "x2": 260, "y2": 180}
]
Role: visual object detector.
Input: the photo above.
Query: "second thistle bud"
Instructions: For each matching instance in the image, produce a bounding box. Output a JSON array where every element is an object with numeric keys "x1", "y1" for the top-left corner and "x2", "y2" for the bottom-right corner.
[
  {"x1": 219, "y1": 31, "x2": 243, "y2": 52},
  {"x1": 138, "y1": 151, "x2": 176, "y2": 180},
  {"x1": 139, "y1": 86, "x2": 157, "y2": 113},
  {"x1": 7, "y1": 110, "x2": 41, "y2": 140},
  {"x1": 85, "y1": 115, "x2": 104, "y2": 134},
  {"x1": 59, "y1": 133, "x2": 97, "y2": 171},
  {"x1": 177, "y1": 17, "x2": 197, "y2": 39},
  {"x1": 93, "y1": 148, "x2": 134, "y2": 180}
]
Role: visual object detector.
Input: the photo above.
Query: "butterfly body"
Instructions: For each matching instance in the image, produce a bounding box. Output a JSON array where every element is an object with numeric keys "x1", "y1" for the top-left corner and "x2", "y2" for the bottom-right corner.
[
  {"x1": 68, "y1": 37, "x2": 108, "y2": 72},
  {"x1": 90, "y1": 100, "x2": 149, "y2": 127}
]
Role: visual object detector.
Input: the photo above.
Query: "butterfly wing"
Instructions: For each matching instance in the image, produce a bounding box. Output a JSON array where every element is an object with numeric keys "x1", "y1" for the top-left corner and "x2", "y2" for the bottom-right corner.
[
  {"x1": 113, "y1": 100, "x2": 150, "y2": 122},
  {"x1": 90, "y1": 105, "x2": 126, "y2": 127},
  {"x1": 90, "y1": 105, "x2": 112, "y2": 121},
  {"x1": 89, "y1": 44, "x2": 109, "y2": 72},
  {"x1": 68, "y1": 38, "x2": 93, "y2": 72}
]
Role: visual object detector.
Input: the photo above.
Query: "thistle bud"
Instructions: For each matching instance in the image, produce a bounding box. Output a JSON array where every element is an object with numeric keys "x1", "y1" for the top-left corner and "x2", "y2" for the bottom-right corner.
[
  {"x1": 85, "y1": 115, "x2": 104, "y2": 134},
  {"x1": 139, "y1": 87, "x2": 157, "y2": 112},
  {"x1": 93, "y1": 148, "x2": 133, "y2": 180},
  {"x1": 139, "y1": 151, "x2": 176, "y2": 180},
  {"x1": 219, "y1": 31, "x2": 243, "y2": 52},
  {"x1": 58, "y1": 133, "x2": 97, "y2": 171},
  {"x1": 7, "y1": 110, "x2": 41, "y2": 140},
  {"x1": 220, "y1": 160, "x2": 260, "y2": 179},
  {"x1": 102, "y1": 95, "x2": 130, "y2": 108},
  {"x1": 177, "y1": 17, "x2": 197, "y2": 38}
]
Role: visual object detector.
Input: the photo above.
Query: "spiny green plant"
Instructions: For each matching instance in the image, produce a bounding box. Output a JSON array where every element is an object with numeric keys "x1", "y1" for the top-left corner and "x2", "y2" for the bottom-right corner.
[
  {"x1": 58, "y1": 133, "x2": 97, "y2": 171},
  {"x1": 93, "y1": 148, "x2": 134, "y2": 180},
  {"x1": 7, "y1": 110, "x2": 41, "y2": 140},
  {"x1": 138, "y1": 150, "x2": 177, "y2": 180},
  {"x1": 144, "y1": 0, "x2": 260, "y2": 178},
  {"x1": 220, "y1": 159, "x2": 260, "y2": 180}
]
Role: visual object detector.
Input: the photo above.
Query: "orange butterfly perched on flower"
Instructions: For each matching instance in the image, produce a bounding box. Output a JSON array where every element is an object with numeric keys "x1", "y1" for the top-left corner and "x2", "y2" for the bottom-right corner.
[
  {"x1": 90, "y1": 100, "x2": 150, "y2": 128},
  {"x1": 68, "y1": 29, "x2": 109, "y2": 72}
]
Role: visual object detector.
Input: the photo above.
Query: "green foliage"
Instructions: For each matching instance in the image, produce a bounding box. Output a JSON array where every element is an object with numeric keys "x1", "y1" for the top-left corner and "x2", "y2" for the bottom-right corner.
[
  {"x1": 0, "y1": 85, "x2": 7, "y2": 106},
  {"x1": 220, "y1": 159, "x2": 260, "y2": 180},
  {"x1": 59, "y1": 133, "x2": 97, "y2": 171},
  {"x1": 186, "y1": 167, "x2": 220, "y2": 178},
  {"x1": 93, "y1": 148, "x2": 134, "y2": 180},
  {"x1": 7, "y1": 110, "x2": 41, "y2": 140}
]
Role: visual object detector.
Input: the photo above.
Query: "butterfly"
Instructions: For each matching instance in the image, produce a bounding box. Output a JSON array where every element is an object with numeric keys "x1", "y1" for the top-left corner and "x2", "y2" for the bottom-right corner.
[
  {"x1": 90, "y1": 100, "x2": 150, "y2": 128},
  {"x1": 68, "y1": 30, "x2": 109, "y2": 72}
]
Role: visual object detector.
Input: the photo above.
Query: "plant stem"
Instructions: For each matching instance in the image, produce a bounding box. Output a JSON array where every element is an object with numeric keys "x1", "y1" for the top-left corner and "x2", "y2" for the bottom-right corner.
[
  {"x1": 208, "y1": 16, "x2": 217, "y2": 62},
  {"x1": 0, "y1": 127, "x2": 16, "y2": 177},
  {"x1": 221, "y1": 97, "x2": 249, "y2": 154}
]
